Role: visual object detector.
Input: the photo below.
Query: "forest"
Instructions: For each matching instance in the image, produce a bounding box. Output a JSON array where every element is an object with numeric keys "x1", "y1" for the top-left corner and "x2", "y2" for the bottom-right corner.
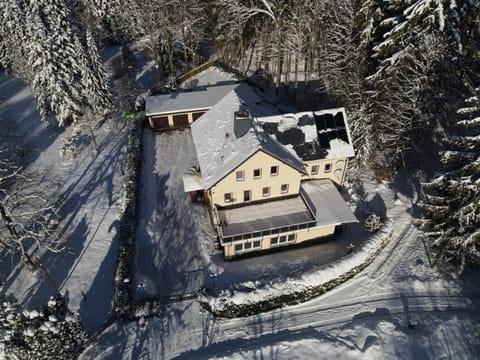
[{"x1": 0, "y1": 0, "x2": 478, "y2": 267}]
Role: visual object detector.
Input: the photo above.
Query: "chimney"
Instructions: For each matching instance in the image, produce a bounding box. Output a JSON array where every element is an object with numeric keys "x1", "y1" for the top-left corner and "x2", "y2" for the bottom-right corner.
[{"x1": 234, "y1": 110, "x2": 252, "y2": 138}]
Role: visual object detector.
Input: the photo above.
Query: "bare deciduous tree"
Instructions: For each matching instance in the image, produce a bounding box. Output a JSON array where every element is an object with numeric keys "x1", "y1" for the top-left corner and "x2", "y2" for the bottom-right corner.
[{"x1": 0, "y1": 148, "x2": 60, "y2": 269}]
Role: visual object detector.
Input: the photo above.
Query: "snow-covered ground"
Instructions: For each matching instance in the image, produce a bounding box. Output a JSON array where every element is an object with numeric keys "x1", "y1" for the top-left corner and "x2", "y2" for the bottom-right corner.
[
  {"x1": 2, "y1": 58, "x2": 479, "y2": 359},
  {"x1": 81, "y1": 66, "x2": 480, "y2": 359},
  {"x1": 0, "y1": 69, "x2": 128, "y2": 333},
  {"x1": 80, "y1": 217, "x2": 480, "y2": 359}
]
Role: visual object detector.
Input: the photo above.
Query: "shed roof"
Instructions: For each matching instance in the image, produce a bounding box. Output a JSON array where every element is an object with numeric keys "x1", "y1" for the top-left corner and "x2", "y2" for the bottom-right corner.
[
  {"x1": 145, "y1": 82, "x2": 240, "y2": 116},
  {"x1": 191, "y1": 84, "x2": 307, "y2": 190}
]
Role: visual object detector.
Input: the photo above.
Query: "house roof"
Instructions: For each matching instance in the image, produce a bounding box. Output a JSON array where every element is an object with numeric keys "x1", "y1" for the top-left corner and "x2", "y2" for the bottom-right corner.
[
  {"x1": 191, "y1": 84, "x2": 307, "y2": 190},
  {"x1": 260, "y1": 108, "x2": 355, "y2": 161},
  {"x1": 145, "y1": 82, "x2": 240, "y2": 116}
]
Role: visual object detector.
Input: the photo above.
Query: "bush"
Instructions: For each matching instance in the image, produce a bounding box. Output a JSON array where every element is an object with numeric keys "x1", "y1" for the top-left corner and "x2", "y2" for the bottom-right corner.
[{"x1": 364, "y1": 213, "x2": 383, "y2": 233}]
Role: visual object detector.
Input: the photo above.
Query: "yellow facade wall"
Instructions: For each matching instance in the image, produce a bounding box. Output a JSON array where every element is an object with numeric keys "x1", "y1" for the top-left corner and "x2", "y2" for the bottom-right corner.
[
  {"x1": 302, "y1": 158, "x2": 349, "y2": 186},
  {"x1": 210, "y1": 150, "x2": 303, "y2": 208},
  {"x1": 222, "y1": 225, "x2": 336, "y2": 258}
]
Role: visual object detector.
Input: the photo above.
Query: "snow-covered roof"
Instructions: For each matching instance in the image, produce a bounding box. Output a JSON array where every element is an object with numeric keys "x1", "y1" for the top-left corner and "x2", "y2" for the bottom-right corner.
[
  {"x1": 145, "y1": 82, "x2": 240, "y2": 116},
  {"x1": 260, "y1": 108, "x2": 355, "y2": 161},
  {"x1": 191, "y1": 84, "x2": 307, "y2": 190},
  {"x1": 301, "y1": 180, "x2": 358, "y2": 226},
  {"x1": 182, "y1": 173, "x2": 205, "y2": 192}
]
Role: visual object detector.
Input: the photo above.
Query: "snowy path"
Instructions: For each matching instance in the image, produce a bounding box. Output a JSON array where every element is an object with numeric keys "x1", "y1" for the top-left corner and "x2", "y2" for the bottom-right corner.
[{"x1": 81, "y1": 222, "x2": 480, "y2": 359}]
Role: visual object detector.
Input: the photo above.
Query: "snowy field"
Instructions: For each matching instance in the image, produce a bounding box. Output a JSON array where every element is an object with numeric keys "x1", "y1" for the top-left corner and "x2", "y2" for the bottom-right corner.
[{"x1": 0, "y1": 68, "x2": 128, "y2": 332}]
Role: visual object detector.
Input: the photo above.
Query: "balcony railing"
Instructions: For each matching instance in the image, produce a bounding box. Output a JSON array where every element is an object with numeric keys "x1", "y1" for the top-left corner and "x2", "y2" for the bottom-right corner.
[{"x1": 217, "y1": 219, "x2": 318, "y2": 245}]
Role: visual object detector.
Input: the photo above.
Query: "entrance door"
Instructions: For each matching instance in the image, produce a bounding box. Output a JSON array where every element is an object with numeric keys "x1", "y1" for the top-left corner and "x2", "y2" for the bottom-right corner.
[{"x1": 244, "y1": 190, "x2": 251, "y2": 202}]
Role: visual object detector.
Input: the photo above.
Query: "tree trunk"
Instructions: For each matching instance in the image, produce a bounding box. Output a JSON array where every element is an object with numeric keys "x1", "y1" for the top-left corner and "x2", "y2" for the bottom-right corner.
[
  {"x1": 275, "y1": 21, "x2": 283, "y2": 94},
  {"x1": 294, "y1": 52, "x2": 299, "y2": 102}
]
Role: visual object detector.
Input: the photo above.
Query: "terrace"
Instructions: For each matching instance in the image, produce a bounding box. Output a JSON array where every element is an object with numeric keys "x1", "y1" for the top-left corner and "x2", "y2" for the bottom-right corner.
[{"x1": 216, "y1": 179, "x2": 357, "y2": 245}]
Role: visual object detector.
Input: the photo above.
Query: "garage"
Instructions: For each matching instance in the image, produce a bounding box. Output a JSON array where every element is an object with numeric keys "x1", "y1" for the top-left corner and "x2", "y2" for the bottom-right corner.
[
  {"x1": 172, "y1": 113, "x2": 189, "y2": 128},
  {"x1": 151, "y1": 116, "x2": 169, "y2": 130},
  {"x1": 192, "y1": 111, "x2": 206, "y2": 122}
]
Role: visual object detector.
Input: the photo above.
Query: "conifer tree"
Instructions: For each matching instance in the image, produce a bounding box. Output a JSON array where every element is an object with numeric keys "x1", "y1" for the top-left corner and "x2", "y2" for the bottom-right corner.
[{"x1": 420, "y1": 87, "x2": 480, "y2": 268}]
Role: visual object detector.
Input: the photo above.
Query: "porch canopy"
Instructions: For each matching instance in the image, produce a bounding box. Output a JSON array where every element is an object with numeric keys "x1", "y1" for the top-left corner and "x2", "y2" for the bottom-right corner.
[{"x1": 182, "y1": 173, "x2": 205, "y2": 192}]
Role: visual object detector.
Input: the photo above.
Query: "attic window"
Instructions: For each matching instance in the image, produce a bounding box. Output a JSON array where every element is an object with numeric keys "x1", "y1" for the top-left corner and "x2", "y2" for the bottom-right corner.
[
  {"x1": 236, "y1": 170, "x2": 244, "y2": 181},
  {"x1": 270, "y1": 166, "x2": 278, "y2": 176},
  {"x1": 253, "y1": 168, "x2": 262, "y2": 179}
]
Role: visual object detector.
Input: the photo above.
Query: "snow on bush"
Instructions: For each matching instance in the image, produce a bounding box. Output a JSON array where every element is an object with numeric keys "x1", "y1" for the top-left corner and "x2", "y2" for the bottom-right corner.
[
  {"x1": 0, "y1": 293, "x2": 88, "y2": 359},
  {"x1": 364, "y1": 213, "x2": 383, "y2": 233},
  {"x1": 114, "y1": 115, "x2": 144, "y2": 317}
]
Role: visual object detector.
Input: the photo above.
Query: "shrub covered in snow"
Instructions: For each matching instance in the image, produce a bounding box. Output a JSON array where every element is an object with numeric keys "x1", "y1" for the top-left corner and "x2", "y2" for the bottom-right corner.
[
  {"x1": 0, "y1": 293, "x2": 87, "y2": 359},
  {"x1": 114, "y1": 115, "x2": 144, "y2": 317},
  {"x1": 364, "y1": 213, "x2": 383, "y2": 233}
]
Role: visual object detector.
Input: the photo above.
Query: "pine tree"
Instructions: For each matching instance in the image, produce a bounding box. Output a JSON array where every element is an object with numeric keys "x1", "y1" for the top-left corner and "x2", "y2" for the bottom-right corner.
[
  {"x1": 0, "y1": 0, "x2": 31, "y2": 78},
  {"x1": 28, "y1": 0, "x2": 84, "y2": 126},
  {"x1": 420, "y1": 87, "x2": 480, "y2": 269},
  {"x1": 82, "y1": 30, "x2": 112, "y2": 114},
  {"x1": 359, "y1": 0, "x2": 477, "y2": 170}
]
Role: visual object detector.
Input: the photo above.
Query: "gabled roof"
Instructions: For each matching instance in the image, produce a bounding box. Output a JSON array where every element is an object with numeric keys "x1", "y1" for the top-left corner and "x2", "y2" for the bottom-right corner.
[
  {"x1": 260, "y1": 108, "x2": 355, "y2": 161},
  {"x1": 191, "y1": 84, "x2": 307, "y2": 190},
  {"x1": 145, "y1": 82, "x2": 240, "y2": 116}
]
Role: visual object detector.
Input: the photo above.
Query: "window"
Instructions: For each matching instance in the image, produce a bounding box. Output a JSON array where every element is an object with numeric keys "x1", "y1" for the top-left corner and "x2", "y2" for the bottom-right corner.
[
  {"x1": 253, "y1": 168, "x2": 262, "y2": 179},
  {"x1": 262, "y1": 187, "x2": 270, "y2": 197},
  {"x1": 270, "y1": 234, "x2": 295, "y2": 247},
  {"x1": 324, "y1": 163, "x2": 332, "y2": 173},
  {"x1": 270, "y1": 166, "x2": 279, "y2": 176},
  {"x1": 224, "y1": 193, "x2": 233, "y2": 203},
  {"x1": 311, "y1": 165, "x2": 319, "y2": 175},
  {"x1": 243, "y1": 190, "x2": 251, "y2": 202},
  {"x1": 235, "y1": 240, "x2": 262, "y2": 253},
  {"x1": 236, "y1": 170, "x2": 245, "y2": 181},
  {"x1": 281, "y1": 184, "x2": 289, "y2": 193}
]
